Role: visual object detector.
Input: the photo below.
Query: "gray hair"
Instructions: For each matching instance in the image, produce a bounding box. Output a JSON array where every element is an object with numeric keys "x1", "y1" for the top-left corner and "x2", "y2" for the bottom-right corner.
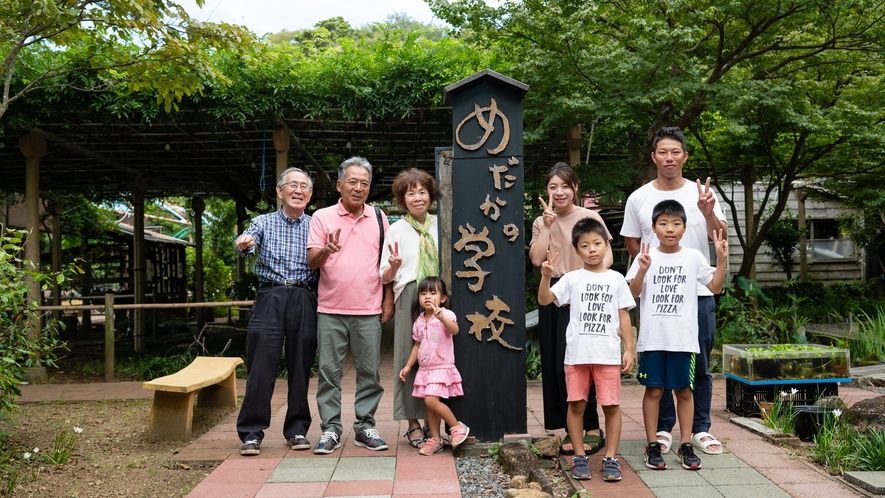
[
  {"x1": 277, "y1": 167, "x2": 313, "y2": 189},
  {"x1": 337, "y1": 156, "x2": 373, "y2": 182}
]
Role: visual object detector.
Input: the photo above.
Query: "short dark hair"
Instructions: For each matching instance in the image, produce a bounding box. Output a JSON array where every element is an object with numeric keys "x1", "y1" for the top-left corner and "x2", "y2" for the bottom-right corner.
[
  {"x1": 652, "y1": 126, "x2": 687, "y2": 152},
  {"x1": 652, "y1": 199, "x2": 687, "y2": 224},
  {"x1": 571, "y1": 217, "x2": 609, "y2": 249},
  {"x1": 391, "y1": 168, "x2": 437, "y2": 209}
]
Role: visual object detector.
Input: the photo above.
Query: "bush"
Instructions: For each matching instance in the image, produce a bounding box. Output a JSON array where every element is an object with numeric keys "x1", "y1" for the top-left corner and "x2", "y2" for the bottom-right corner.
[{"x1": 0, "y1": 226, "x2": 71, "y2": 412}]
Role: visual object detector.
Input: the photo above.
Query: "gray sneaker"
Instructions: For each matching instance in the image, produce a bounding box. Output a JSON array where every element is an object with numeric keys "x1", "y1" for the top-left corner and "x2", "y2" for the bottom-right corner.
[
  {"x1": 287, "y1": 435, "x2": 310, "y2": 450},
  {"x1": 313, "y1": 431, "x2": 341, "y2": 454},
  {"x1": 239, "y1": 439, "x2": 261, "y2": 456},
  {"x1": 354, "y1": 428, "x2": 388, "y2": 451},
  {"x1": 602, "y1": 457, "x2": 622, "y2": 481}
]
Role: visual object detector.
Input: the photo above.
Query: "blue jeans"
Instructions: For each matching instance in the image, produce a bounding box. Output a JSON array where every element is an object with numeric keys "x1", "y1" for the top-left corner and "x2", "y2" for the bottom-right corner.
[{"x1": 657, "y1": 295, "x2": 715, "y2": 434}]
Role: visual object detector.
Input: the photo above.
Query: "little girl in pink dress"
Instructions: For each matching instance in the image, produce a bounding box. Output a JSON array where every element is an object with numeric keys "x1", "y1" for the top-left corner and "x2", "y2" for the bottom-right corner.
[{"x1": 399, "y1": 276, "x2": 470, "y2": 455}]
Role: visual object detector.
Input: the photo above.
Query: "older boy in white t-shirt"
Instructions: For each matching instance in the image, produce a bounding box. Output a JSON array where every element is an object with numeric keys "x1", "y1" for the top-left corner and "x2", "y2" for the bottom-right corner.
[
  {"x1": 538, "y1": 217, "x2": 635, "y2": 482},
  {"x1": 626, "y1": 199, "x2": 728, "y2": 471}
]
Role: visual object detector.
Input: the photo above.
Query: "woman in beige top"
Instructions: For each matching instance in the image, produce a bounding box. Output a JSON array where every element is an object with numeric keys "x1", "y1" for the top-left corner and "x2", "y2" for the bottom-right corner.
[{"x1": 529, "y1": 162, "x2": 613, "y2": 455}]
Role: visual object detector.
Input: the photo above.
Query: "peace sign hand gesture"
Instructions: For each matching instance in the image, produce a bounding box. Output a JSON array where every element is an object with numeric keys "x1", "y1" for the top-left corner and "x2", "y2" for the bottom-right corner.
[
  {"x1": 713, "y1": 228, "x2": 729, "y2": 260},
  {"x1": 539, "y1": 196, "x2": 557, "y2": 227},
  {"x1": 636, "y1": 242, "x2": 652, "y2": 271},
  {"x1": 323, "y1": 228, "x2": 342, "y2": 255},
  {"x1": 540, "y1": 250, "x2": 559, "y2": 277},
  {"x1": 387, "y1": 242, "x2": 402, "y2": 270},
  {"x1": 697, "y1": 177, "x2": 716, "y2": 216}
]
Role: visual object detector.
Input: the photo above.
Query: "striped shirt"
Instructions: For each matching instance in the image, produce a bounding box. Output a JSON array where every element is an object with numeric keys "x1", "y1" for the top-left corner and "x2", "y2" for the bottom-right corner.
[{"x1": 237, "y1": 209, "x2": 318, "y2": 283}]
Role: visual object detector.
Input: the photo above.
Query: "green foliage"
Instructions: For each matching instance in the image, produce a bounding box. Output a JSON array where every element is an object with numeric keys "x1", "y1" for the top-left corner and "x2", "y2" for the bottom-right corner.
[
  {"x1": 429, "y1": 0, "x2": 885, "y2": 278},
  {"x1": 809, "y1": 408, "x2": 851, "y2": 472},
  {"x1": 757, "y1": 391, "x2": 798, "y2": 435},
  {"x1": 716, "y1": 277, "x2": 770, "y2": 346},
  {"x1": 764, "y1": 282, "x2": 879, "y2": 323},
  {"x1": 852, "y1": 306, "x2": 885, "y2": 364},
  {"x1": 1, "y1": 0, "x2": 254, "y2": 124},
  {"x1": 0, "y1": 226, "x2": 71, "y2": 413},
  {"x1": 525, "y1": 343, "x2": 542, "y2": 381},
  {"x1": 852, "y1": 428, "x2": 885, "y2": 471},
  {"x1": 42, "y1": 422, "x2": 83, "y2": 469},
  {"x1": 763, "y1": 213, "x2": 802, "y2": 281}
]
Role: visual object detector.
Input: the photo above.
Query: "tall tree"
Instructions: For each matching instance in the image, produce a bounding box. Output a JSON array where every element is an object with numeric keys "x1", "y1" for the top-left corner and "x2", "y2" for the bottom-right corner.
[
  {"x1": 429, "y1": 0, "x2": 885, "y2": 277},
  {"x1": 1, "y1": 0, "x2": 253, "y2": 123}
]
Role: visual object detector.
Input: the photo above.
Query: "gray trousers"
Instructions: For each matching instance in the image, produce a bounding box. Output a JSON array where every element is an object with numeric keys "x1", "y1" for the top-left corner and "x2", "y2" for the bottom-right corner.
[
  {"x1": 316, "y1": 313, "x2": 384, "y2": 435},
  {"x1": 393, "y1": 282, "x2": 427, "y2": 421}
]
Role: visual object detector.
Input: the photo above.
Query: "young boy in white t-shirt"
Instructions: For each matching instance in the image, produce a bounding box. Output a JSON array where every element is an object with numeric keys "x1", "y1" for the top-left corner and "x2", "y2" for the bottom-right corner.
[
  {"x1": 538, "y1": 217, "x2": 635, "y2": 482},
  {"x1": 625, "y1": 199, "x2": 728, "y2": 471}
]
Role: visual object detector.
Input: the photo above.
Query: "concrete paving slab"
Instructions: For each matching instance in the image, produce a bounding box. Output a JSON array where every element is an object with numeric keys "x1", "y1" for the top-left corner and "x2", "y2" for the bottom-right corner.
[
  {"x1": 844, "y1": 471, "x2": 885, "y2": 494},
  {"x1": 716, "y1": 484, "x2": 791, "y2": 498},
  {"x1": 698, "y1": 467, "x2": 776, "y2": 486},
  {"x1": 266, "y1": 457, "x2": 337, "y2": 483},
  {"x1": 649, "y1": 485, "x2": 725, "y2": 498},
  {"x1": 330, "y1": 456, "x2": 396, "y2": 481}
]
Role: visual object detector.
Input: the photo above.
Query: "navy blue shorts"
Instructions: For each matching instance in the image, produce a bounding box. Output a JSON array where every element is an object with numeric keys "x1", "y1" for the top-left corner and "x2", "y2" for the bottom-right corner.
[{"x1": 637, "y1": 351, "x2": 696, "y2": 391}]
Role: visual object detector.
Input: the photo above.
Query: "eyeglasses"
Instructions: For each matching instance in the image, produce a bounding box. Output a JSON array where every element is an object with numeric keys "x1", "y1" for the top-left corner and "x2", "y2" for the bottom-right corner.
[{"x1": 283, "y1": 182, "x2": 311, "y2": 191}]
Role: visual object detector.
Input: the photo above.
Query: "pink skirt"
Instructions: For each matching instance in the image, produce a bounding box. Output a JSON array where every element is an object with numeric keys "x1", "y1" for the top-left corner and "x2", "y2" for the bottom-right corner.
[{"x1": 412, "y1": 365, "x2": 463, "y2": 399}]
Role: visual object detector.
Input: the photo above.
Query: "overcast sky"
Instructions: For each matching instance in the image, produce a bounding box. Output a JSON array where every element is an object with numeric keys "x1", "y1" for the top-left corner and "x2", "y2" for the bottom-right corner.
[{"x1": 175, "y1": 0, "x2": 500, "y2": 37}]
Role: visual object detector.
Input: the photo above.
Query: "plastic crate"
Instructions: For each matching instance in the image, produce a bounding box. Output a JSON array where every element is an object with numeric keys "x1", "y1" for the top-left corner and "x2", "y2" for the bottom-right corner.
[{"x1": 725, "y1": 377, "x2": 840, "y2": 417}]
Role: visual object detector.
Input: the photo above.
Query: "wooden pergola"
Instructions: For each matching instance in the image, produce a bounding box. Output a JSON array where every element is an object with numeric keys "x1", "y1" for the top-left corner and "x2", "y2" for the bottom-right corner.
[{"x1": 0, "y1": 93, "x2": 582, "y2": 356}]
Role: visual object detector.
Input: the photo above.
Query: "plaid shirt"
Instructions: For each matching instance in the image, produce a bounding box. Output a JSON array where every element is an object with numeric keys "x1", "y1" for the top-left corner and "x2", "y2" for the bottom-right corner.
[{"x1": 237, "y1": 209, "x2": 318, "y2": 284}]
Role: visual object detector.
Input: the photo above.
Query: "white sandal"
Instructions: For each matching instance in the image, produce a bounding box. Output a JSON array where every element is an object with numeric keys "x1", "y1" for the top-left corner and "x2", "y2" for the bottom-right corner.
[
  {"x1": 691, "y1": 432, "x2": 723, "y2": 455},
  {"x1": 656, "y1": 431, "x2": 673, "y2": 454}
]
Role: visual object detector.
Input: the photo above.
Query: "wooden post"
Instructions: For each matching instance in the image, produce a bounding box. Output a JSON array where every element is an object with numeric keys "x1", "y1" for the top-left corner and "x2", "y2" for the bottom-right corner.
[
  {"x1": 131, "y1": 177, "x2": 148, "y2": 352},
  {"x1": 436, "y1": 148, "x2": 453, "y2": 293},
  {"x1": 796, "y1": 187, "x2": 808, "y2": 283},
  {"x1": 19, "y1": 132, "x2": 48, "y2": 382},
  {"x1": 273, "y1": 119, "x2": 290, "y2": 210},
  {"x1": 105, "y1": 293, "x2": 115, "y2": 381},
  {"x1": 192, "y1": 197, "x2": 206, "y2": 333},
  {"x1": 444, "y1": 69, "x2": 529, "y2": 440},
  {"x1": 566, "y1": 124, "x2": 582, "y2": 167}
]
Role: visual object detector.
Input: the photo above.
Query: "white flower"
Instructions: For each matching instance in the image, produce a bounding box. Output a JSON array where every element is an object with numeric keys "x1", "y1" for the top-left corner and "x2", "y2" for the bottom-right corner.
[
  {"x1": 780, "y1": 391, "x2": 788, "y2": 398},
  {"x1": 65, "y1": 419, "x2": 71, "y2": 424},
  {"x1": 33, "y1": 448, "x2": 40, "y2": 453},
  {"x1": 833, "y1": 409, "x2": 842, "y2": 417},
  {"x1": 790, "y1": 388, "x2": 799, "y2": 396},
  {"x1": 23, "y1": 452, "x2": 31, "y2": 460},
  {"x1": 74, "y1": 426, "x2": 83, "y2": 433}
]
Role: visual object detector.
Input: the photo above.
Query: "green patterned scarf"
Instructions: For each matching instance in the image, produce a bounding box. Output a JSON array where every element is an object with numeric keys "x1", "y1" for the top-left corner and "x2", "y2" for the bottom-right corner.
[{"x1": 405, "y1": 213, "x2": 439, "y2": 284}]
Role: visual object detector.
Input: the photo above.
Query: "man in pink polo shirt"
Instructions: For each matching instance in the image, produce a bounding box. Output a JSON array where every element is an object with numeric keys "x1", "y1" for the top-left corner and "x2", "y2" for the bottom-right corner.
[{"x1": 307, "y1": 156, "x2": 395, "y2": 454}]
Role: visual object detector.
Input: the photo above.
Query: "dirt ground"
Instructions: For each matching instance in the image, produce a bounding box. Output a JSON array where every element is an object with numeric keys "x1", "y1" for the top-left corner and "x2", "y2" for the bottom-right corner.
[{"x1": 2, "y1": 398, "x2": 231, "y2": 498}]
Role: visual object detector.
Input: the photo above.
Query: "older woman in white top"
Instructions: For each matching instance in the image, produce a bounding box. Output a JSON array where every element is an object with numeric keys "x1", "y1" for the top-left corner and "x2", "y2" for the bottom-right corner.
[
  {"x1": 381, "y1": 168, "x2": 439, "y2": 449},
  {"x1": 529, "y1": 162, "x2": 614, "y2": 455}
]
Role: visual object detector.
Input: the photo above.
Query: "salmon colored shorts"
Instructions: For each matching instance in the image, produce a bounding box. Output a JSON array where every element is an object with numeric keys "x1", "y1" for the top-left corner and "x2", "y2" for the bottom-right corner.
[{"x1": 564, "y1": 364, "x2": 621, "y2": 406}]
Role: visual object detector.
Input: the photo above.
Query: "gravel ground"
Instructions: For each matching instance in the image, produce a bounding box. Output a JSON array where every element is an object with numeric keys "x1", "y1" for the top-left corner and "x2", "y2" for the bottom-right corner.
[{"x1": 455, "y1": 455, "x2": 511, "y2": 497}]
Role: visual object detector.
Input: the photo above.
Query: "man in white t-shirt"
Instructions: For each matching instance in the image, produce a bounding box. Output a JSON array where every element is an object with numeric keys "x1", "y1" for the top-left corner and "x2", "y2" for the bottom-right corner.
[{"x1": 620, "y1": 126, "x2": 728, "y2": 455}]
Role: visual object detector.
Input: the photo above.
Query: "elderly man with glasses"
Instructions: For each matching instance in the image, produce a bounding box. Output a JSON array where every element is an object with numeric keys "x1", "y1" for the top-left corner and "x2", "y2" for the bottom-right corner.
[{"x1": 235, "y1": 167, "x2": 319, "y2": 456}]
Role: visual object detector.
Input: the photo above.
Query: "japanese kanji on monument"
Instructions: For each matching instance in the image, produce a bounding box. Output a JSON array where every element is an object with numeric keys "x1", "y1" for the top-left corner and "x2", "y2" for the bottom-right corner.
[{"x1": 443, "y1": 69, "x2": 529, "y2": 441}]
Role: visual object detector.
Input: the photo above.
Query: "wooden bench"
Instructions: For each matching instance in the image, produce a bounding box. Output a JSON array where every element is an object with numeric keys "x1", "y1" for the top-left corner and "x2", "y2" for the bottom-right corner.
[{"x1": 142, "y1": 356, "x2": 243, "y2": 441}]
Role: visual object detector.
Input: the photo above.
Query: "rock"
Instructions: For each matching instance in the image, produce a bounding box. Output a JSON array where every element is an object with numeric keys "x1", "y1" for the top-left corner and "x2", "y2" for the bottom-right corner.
[
  {"x1": 814, "y1": 396, "x2": 846, "y2": 410},
  {"x1": 845, "y1": 395, "x2": 885, "y2": 431},
  {"x1": 529, "y1": 468, "x2": 554, "y2": 495},
  {"x1": 532, "y1": 436, "x2": 561, "y2": 458},
  {"x1": 509, "y1": 475, "x2": 529, "y2": 488},
  {"x1": 505, "y1": 488, "x2": 553, "y2": 498},
  {"x1": 498, "y1": 442, "x2": 539, "y2": 477}
]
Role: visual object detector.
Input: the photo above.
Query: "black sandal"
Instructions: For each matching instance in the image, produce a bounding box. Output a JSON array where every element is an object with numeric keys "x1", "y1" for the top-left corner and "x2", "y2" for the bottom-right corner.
[{"x1": 404, "y1": 427, "x2": 425, "y2": 448}]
